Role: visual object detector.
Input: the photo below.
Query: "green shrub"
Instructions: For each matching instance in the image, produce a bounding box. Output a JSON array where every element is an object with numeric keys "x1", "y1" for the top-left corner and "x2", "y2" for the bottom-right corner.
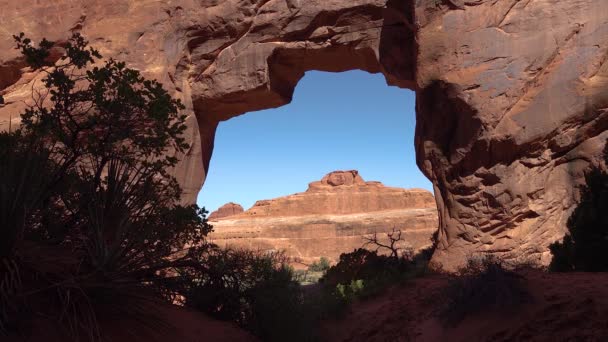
[
  {"x1": 549, "y1": 142, "x2": 608, "y2": 272},
  {"x1": 179, "y1": 248, "x2": 316, "y2": 342},
  {"x1": 321, "y1": 248, "x2": 412, "y2": 297},
  {"x1": 440, "y1": 255, "x2": 531, "y2": 325},
  {"x1": 319, "y1": 227, "x2": 438, "y2": 304},
  {"x1": 0, "y1": 33, "x2": 212, "y2": 340},
  {"x1": 335, "y1": 279, "x2": 365, "y2": 302},
  {"x1": 308, "y1": 257, "x2": 331, "y2": 273}
]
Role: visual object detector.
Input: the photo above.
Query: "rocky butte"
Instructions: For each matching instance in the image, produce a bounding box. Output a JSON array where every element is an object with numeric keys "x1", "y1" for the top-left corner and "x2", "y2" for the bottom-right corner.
[
  {"x1": 207, "y1": 171, "x2": 438, "y2": 265},
  {"x1": 1, "y1": 0, "x2": 607, "y2": 270},
  {"x1": 208, "y1": 202, "x2": 245, "y2": 221}
]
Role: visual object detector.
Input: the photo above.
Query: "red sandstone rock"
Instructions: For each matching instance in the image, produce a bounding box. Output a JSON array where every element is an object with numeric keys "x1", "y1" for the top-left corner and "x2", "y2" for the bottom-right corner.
[
  {"x1": 320, "y1": 170, "x2": 365, "y2": 186},
  {"x1": 1, "y1": 0, "x2": 607, "y2": 270},
  {"x1": 208, "y1": 171, "x2": 438, "y2": 264},
  {"x1": 208, "y1": 202, "x2": 244, "y2": 221},
  {"x1": 414, "y1": 0, "x2": 608, "y2": 270}
]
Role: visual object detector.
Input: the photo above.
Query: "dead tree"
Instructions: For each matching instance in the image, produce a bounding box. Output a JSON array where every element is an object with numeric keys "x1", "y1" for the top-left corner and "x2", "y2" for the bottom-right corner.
[{"x1": 362, "y1": 227, "x2": 407, "y2": 259}]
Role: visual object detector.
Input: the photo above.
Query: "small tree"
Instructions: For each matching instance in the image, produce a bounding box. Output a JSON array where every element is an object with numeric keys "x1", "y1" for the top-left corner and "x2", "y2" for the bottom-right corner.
[
  {"x1": 309, "y1": 257, "x2": 331, "y2": 272},
  {"x1": 362, "y1": 227, "x2": 410, "y2": 259},
  {"x1": 179, "y1": 248, "x2": 309, "y2": 342},
  {"x1": 549, "y1": 142, "x2": 608, "y2": 272},
  {"x1": 1, "y1": 33, "x2": 212, "y2": 340}
]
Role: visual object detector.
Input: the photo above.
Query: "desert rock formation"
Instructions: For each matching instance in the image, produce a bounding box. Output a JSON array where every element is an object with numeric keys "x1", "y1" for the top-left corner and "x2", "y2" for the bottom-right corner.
[
  {"x1": 208, "y1": 202, "x2": 244, "y2": 221},
  {"x1": 1, "y1": 0, "x2": 608, "y2": 269},
  {"x1": 208, "y1": 171, "x2": 438, "y2": 265}
]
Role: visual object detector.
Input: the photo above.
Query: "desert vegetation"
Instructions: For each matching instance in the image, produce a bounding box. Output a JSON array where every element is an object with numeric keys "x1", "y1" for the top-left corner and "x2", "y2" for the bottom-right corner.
[
  {"x1": 0, "y1": 32, "x2": 215, "y2": 340},
  {"x1": 439, "y1": 255, "x2": 532, "y2": 325},
  {"x1": 0, "y1": 32, "x2": 323, "y2": 342},
  {"x1": 320, "y1": 229, "x2": 437, "y2": 304},
  {"x1": 0, "y1": 32, "x2": 381, "y2": 342}
]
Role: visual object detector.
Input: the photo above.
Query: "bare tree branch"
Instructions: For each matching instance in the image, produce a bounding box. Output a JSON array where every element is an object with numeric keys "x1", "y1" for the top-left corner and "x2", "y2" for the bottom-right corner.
[{"x1": 362, "y1": 227, "x2": 405, "y2": 258}]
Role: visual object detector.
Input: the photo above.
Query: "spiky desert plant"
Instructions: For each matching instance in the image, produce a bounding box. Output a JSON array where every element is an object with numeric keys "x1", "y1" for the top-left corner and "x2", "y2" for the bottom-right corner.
[{"x1": 0, "y1": 33, "x2": 213, "y2": 340}]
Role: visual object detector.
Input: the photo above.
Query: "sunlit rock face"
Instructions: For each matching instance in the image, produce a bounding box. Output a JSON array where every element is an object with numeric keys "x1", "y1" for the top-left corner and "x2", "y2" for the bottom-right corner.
[
  {"x1": 1, "y1": 0, "x2": 608, "y2": 269},
  {"x1": 208, "y1": 171, "x2": 438, "y2": 265},
  {"x1": 415, "y1": 0, "x2": 608, "y2": 269},
  {"x1": 0, "y1": 0, "x2": 413, "y2": 204},
  {"x1": 208, "y1": 202, "x2": 245, "y2": 221}
]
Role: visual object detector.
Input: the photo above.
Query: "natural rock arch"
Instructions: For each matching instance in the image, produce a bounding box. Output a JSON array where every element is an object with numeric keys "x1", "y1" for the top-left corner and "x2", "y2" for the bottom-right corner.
[{"x1": 1, "y1": 0, "x2": 608, "y2": 270}]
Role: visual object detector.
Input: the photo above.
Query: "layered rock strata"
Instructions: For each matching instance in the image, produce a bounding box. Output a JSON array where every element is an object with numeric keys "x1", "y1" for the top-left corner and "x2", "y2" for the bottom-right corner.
[
  {"x1": 208, "y1": 171, "x2": 438, "y2": 265},
  {"x1": 1, "y1": 0, "x2": 608, "y2": 269}
]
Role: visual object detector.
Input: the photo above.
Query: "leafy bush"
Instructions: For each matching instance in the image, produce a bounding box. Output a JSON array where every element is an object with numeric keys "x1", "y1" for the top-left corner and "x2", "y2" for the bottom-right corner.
[
  {"x1": 321, "y1": 247, "x2": 427, "y2": 303},
  {"x1": 335, "y1": 279, "x2": 365, "y2": 302},
  {"x1": 0, "y1": 33, "x2": 212, "y2": 340},
  {"x1": 549, "y1": 142, "x2": 608, "y2": 272},
  {"x1": 178, "y1": 248, "x2": 316, "y2": 342},
  {"x1": 440, "y1": 255, "x2": 531, "y2": 325},
  {"x1": 318, "y1": 228, "x2": 438, "y2": 305},
  {"x1": 308, "y1": 257, "x2": 331, "y2": 273}
]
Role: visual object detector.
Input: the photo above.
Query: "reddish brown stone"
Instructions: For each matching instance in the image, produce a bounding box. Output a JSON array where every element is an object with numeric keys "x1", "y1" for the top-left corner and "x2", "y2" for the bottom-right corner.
[
  {"x1": 208, "y1": 171, "x2": 438, "y2": 265},
  {"x1": 208, "y1": 202, "x2": 245, "y2": 221},
  {"x1": 1, "y1": 0, "x2": 608, "y2": 270}
]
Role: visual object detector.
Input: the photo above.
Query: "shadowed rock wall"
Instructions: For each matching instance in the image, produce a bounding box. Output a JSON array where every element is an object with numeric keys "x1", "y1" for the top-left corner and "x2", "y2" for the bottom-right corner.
[{"x1": 1, "y1": 0, "x2": 607, "y2": 269}]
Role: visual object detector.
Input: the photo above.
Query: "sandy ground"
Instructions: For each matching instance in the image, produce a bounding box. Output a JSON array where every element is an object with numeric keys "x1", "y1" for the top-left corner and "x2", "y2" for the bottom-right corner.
[
  {"x1": 5, "y1": 304, "x2": 257, "y2": 342},
  {"x1": 323, "y1": 271, "x2": 608, "y2": 342},
  {"x1": 6, "y1": 271, "x2": 608, "y2": 341}
]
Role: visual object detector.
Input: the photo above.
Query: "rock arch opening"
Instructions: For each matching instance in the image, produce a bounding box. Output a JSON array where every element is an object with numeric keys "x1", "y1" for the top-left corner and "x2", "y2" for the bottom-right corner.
[
  {"x1": 1, "y1": 0, "x2": 604, "y2": 270},
  {"x1": 197, "y1": 70, "x2": 438, "y2": 265}
]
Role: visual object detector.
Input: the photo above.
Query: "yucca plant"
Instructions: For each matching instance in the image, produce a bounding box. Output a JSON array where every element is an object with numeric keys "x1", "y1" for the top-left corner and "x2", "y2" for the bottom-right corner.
[{"x1": 0, "y1": 33, "x2": 213, "y2": 341}]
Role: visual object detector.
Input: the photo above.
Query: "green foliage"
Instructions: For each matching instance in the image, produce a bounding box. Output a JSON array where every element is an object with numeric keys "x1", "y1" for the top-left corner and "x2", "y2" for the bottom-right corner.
[
  {"x1": 322, "y1": 248, "x2": 411, "y2": 298},
  {"x1": 319, "y1": 228, "x2": 437, "y2": 305},
  {"x1": 440, "y1": 255, "x2": 531, "y2": 325},
  {"x1": 179, "y1": 248, "x2": 316, "y2": 342},
  {"x1": 335, "y1": 279, "x2": 365, "y2": 302},
  {"x1": 308, "y1": 257, "x2": 331, "y2": 273},
  {"x1": 549, "y1": 142, "x2": 608, "y2": 272},
  {"x1": 0, "y1": 33, "x2": 212, "y2": 340},
  {"x1": 13, "y1": 32, "x2": 56, "y2": 69}
]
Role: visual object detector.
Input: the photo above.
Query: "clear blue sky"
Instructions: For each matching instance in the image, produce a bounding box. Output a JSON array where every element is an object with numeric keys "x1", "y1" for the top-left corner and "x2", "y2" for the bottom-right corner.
[{"x1": 197, "y1": 70, "x2": 433, "y2": 213}]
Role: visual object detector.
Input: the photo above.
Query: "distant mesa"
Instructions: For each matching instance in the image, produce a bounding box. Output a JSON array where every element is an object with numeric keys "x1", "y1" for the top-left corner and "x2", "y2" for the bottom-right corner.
[
  {"x1": 208, "y1": 170, "x2": 438, "y2": 265},
  {"x1": 209, "y1": 170, "x2": 435, "y2": 220},
  {"x1": 208, "y1": 202, "x2": 244, "y2": 221}
]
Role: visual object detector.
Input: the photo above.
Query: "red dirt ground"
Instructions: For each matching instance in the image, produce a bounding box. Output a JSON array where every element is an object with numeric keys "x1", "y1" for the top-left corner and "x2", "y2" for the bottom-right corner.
[
  {"x1": 5, "y1": 304, "x2": 257, "y2": 342},
  {"x1": 6, "y1": 271, "x2": 608, "y2": 341},
  {"x1": 323, "y1": 271, "x2": 608, "y2": 342}
]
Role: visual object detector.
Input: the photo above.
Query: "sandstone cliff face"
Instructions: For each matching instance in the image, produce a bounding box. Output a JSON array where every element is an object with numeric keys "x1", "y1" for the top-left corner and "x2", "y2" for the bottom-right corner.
[
  {"x1": 208, "y1": 171, "x2": 438, "y2": 264},
  {"x1": 1, "y1": 0, "x2": 607, "y2": 270},
  {"x1": 415, "y1": 1, "x2": 608, "y2": 269}
]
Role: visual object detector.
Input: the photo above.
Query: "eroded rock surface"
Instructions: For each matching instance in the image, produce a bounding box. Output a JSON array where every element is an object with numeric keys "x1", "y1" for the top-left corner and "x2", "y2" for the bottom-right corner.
[
  {"x1": 208, "y1": 171, "x2": 438, "y2": 264},
  {"x1": 208, "y1": 202, "x2": 244, "y2": 221},
  {"x1": 0, "y1": 0, "x2": 414, "y2": 203},
  {"x1": 415, "y1": 0, "x2": 608, "y2": 269},
  {"x1": 1, "y1": 0, "x2": 608, "y2": 269}
]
